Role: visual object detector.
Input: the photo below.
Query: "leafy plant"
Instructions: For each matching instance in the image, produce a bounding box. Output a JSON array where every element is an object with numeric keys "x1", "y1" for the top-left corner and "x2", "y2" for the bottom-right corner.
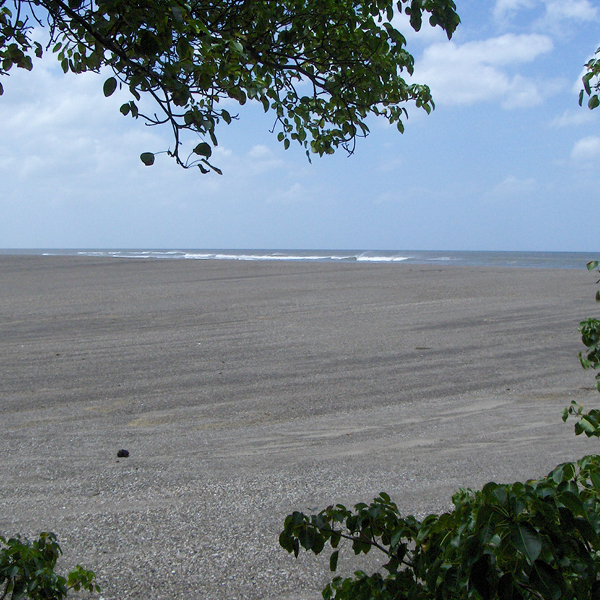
[
  {"x1": 281, "y1": 455, "x2": 600, "y2": 600},
  {"x1": 0, "y1": 0, "x2": 460, "y2": 171},
  {"x1": 578, "y1": 261, "x2": 600, "y2": 391},
  {"x1": 563, "y1": 260, "x2": 600, "y2": 437},
  {"x1": 0, "y1": 532, "x2": 99, "y2": 600},
  {"x1": 281, "y1": 260, "x2": 600, "y2": 599},
  {"x1": 581, "y1": 50, "x2": 600, "y2": 110}
]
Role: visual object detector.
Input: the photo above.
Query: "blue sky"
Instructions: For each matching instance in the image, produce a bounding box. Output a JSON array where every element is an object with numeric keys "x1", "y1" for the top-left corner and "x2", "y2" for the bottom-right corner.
[{"x1": 1, "y1": 0, "x2": 599, "y2": 251}]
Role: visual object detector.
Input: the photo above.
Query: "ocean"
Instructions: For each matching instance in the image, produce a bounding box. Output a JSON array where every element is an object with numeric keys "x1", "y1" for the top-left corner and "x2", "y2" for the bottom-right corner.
[{"x1": 0, "y1": 249, "x2": 598, "y2": 269}]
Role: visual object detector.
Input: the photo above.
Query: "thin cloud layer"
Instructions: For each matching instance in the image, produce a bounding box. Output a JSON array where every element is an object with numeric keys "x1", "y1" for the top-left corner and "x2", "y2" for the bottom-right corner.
[
  {"x1": 494, "y1": 0, "x2": 536, "y2": 21},
  {"x1": 571, "y1": 136, "x2": 600, "y2": 162},
  {"x1": 484, "y1": 176, "x2": 537, "y2": 204},
  {"x1": 494, "y1": 0, "x2": 597, "y2": 28},
  {"x1": 551, "y1": 109, "x2": 597, "y2": 127},
  {"x1": 414, "y1": 34, "x2": 553, "y2": 107}
]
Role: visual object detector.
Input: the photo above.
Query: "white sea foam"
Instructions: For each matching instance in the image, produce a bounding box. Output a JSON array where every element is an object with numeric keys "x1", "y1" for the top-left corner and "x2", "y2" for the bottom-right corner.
[
  {"x1": 356, "y1": 255, "x2": 409, "y2": 262},
  {"x1": 73, "y1": 249, "x2": 411, "y2": 262},
  {"x1": 32, "y1": 249, "x2": 592, "y2": 269},
  {"x1": 181, "y1": 252, "x2": 385, "y2": 262}
]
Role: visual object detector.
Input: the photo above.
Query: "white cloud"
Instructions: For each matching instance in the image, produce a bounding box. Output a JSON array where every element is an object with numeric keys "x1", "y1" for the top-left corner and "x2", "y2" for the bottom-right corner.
[
  {"x1": 379, "y1": 156, "x2": 404, "y2": 172},
  {"x1": 550, "y1": 108, "x2": 597, "y2": 127},
  {"x1": 244, "y1": 144, "x2": 283, "y2": 174},
  {"x1": 414, "y1": 34, "x2": 553, "y2": 107},
  {"x1": 494, "y1": 0, "x2": 597, "y2": 29},
  {"x1": 494, "y1": 0, "x2": 536, "y2": 22},
  {"x1": 502, "y1": 74, "x2": 545, "y2": 108},
  {"x1": 266, "y1": 182, "x2": 314, "y2": 204},
  {"x1": 248, "y1": 145, "x2": 273, "y2": 159},
  {"x1": 484, "y1": 176, "x2": 537, "y2": 203},
  {"x1": 571, "y1": 136, "x2": 600, "y2": 161},
  {"x1": 544, "y1": 0, "x2": 597, "y2": 23}
]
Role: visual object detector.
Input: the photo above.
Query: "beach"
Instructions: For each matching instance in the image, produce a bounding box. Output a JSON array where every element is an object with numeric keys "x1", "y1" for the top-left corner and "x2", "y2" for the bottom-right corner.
[{"x1": 1, "y1": 255, "x2": 598, "y2": 599}]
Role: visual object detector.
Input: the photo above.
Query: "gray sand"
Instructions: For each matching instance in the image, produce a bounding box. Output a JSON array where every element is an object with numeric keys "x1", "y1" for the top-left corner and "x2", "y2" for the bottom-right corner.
[{"x1": 1, "y1": 256, "x2": 599, "y2": 599}]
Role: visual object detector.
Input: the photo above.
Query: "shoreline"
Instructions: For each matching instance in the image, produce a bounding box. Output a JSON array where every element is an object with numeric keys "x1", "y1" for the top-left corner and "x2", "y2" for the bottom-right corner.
[
  {"x1": 1, "y1": 248, "x2": 597, "y2": 269},
  {"x1": 1, "y1": 256, "x2": 599, "y2": 599}
]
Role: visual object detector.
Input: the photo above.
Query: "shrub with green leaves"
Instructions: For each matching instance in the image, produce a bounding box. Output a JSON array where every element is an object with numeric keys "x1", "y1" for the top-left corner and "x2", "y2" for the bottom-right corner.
[
  {"x1": 577, "y1": 261, "x2": 600, "y2": 393},
  {"x1": 0, "y1": 532, "x2": 99, "y2": 600},
  {"x1": 281, "y1": 455, "x2": 600, "y2": 600},
  {"x1": 563, "y1": 260, "x2": 600, "y2": 437},
  {"x1": 281, "y1": 259, "x2": 600, "y2": 600}
]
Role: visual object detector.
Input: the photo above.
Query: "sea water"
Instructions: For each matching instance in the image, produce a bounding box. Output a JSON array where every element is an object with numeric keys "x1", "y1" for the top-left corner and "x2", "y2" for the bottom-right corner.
[{"x1": 0, "y1": 248, "x2": 598, "y2": 269}]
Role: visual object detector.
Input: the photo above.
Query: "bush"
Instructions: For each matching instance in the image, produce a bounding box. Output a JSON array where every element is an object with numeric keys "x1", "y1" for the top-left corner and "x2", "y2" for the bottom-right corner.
[
  {"x1": 0, "y1": 532, "x2": 99, "y2": 600},
  {"x1": 564, "y1": 261, "x2": 600, "y2": 437},
  {"x1": 280, "y1": 456, "x2": 600, "y2": 600},
  {"x1": 281, "y1": 260, "x2": 600, "y2": 600}
]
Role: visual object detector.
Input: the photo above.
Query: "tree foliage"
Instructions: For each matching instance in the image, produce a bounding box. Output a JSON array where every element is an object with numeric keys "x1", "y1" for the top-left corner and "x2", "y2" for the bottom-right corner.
[
  {"x1": 563, "y1": 261, "x2": 600, "y2": 437},
  {"x1": 0, "y1": 0, "x2": 459, "y2": 172},
  {"x1": 580, "y1": 51, "x2": 600, "y2": 110},
  {"x1": 281, "y1": 457, "x2": 600, "y2": 600},
  {"x1": 0, "y1": 532, "x2": 99, "y2": 599},
  {"x1": 282, "y1": 263, "x2": 600, "y2": 599}
]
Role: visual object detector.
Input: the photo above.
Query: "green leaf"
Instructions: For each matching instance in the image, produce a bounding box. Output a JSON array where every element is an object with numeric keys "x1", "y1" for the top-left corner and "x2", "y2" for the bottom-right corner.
[
  {"x1": 574, "y1": 516, "x2": 599, "y2": 544},
  {"x1": 497, "y1": 573, "x2": 515, "y2": 600},
  {"x1": 558, "y1": 490, "x2": 585, "y2": 515},
  {"x1": 509, "y1": 523, "x2": 541, "y2": 563},
  {"x1": 591, "y1": 470, "x2": 600, "y2": 492},
  {"x1": 552, "y1": 462, "x2": 575, "y2": 483},
  {"x1": 103, "y1": 77, "x2": 117, "y2": 97},
  {"x1": 329, "y1": 550, "x2": 339, "y2": 572},
  {"x1": 469, "y1": 554, "x2": 492, "y2": 600},
  {"x1": 529, "y1": 560, "x2": 562, "y2": 600},
  {"x1": 584, "y1": 72, "x2": 593, "y2": 94},
  {"x1": 193, "y1": 142, "x2": 212, "y2": 157},
  {"x1": 589, "y1": 95, "x2": 600, "y2": 110},
  {"x1": 587, "y1": 260, "x2": 599, "y2": 271},
  {"x1": 579, "y1": 417, "x2": 600, "y2": 436},
  {"x1": 382, "y1": 557, "x2": 399, "y2": 574},
  {"x1": 140, "y1": 152, "x2": 155, "y2": 166},
  {"x1": 330, "y1": 531, "x2": 341, "y2": 548},
  {"x1": 171, "y1": 6, "x2": 183, "y2": 21}
]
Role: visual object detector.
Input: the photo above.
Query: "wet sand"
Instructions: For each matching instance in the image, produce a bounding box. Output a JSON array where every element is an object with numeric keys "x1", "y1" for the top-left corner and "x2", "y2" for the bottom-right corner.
[{"x1": 1, "y1": 256, "x2": 599, "y2": 599}]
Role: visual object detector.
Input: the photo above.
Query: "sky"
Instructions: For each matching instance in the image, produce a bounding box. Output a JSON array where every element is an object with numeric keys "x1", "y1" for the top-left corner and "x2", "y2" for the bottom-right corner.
[{"x1": 1, "y1": 0, "x2": 599, "y2": 251}]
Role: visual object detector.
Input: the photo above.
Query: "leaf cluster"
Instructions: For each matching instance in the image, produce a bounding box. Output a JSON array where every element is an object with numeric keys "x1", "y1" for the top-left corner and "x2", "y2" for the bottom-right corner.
[
  {"x1": 580, "y1": 55, "x2": 600, "y2": 110},
  {"x1": 280, "y1": 456, "x2": 600, "y2": 600},
  {"x1": 0, "y1": 1, "x2": 42, "y2": 95},
  {"x1": 0, "y1": 0, "x2": 459, "y2": 171},
  {"x1": 578, "y1": 262, "x2": 600, "y2": 386},
  {"x1": 0, "y1": 532, "x2": 99, "y2": 600},
  {"x1": 563, "y1": 261, "x2": 600, "y2": 436}
]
